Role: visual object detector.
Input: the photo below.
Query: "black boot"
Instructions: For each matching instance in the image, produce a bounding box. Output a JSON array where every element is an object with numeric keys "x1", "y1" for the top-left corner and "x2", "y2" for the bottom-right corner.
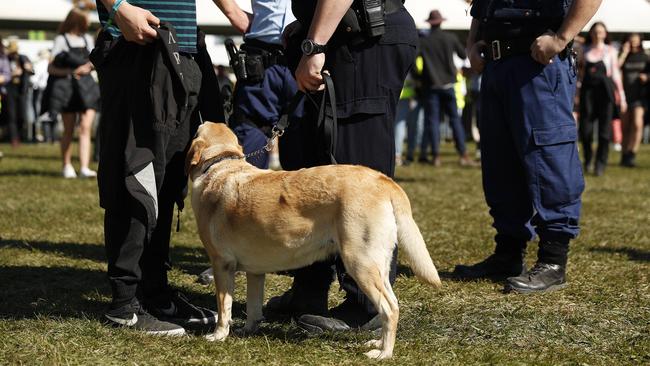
[
  {"x1": 264, "y1": 287, "x2": 329, "y2": 318},
  {"x1": 453, "y1": 234, "x2": 527, "y2": 279},
  {"x1": 504, "y1": 262, "x2": 566, "y2": 293},
  {"x1": 594, "y1": 162, "x2": 606, "y2": 176},
  {"x1": 621, "y1": 151, "x2": 636, "y2": 167},
  {"x1": 505, "y1": 235, "x2": 569, "y2": 294},
  {"x1": 263, "y1": 262, "x2": 333, "y2": 318},
  {"x1": 296, "y1": 298, "x2": 383, "y2": 334},
  {"x1": 620, "y1": 151, "x2": 630, "y2": 167}
]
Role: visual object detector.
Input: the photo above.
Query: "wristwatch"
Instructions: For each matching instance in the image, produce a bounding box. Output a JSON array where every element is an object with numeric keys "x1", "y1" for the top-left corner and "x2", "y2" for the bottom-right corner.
[{"x1": 301, "y1": 39, "x2": 327, "y2": 56}]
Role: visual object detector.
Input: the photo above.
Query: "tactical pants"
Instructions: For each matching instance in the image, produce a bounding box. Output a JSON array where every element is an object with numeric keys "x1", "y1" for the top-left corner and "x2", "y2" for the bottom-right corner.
[
  {"x1": 231, "y1": 64, "x2": 302, "y2": 169},
  {"x1": 479, "y1": 54, "x2": 584, "y2": 245},
  {"x1": 280, "y1": 8, "x2": 418, "y2": 316}
]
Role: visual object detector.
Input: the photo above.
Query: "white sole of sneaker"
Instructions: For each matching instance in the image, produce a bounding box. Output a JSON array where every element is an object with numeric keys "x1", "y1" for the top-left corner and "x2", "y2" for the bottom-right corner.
[{"x1": 145, "y1": 328, "x2": 186, "y2": 336}]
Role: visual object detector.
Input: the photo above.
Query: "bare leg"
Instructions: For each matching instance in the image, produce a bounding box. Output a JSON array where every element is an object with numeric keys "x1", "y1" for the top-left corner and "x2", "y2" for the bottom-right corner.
[
  {"x1": 630, "y1": 106, "x2": 645, "y2": 153},
  {"x1": 78, "y1": 109, "x2": 96, "y2": 170},
  {"x1": 243, "y1": 273, "x2": 265, "y2": 333},
  {"x1": 621, "y1": 110, "x2": 632, "y2": 152},
  {"x1": 60, "y1": 113, "x2": 76, "y2": 167},
  {"x1": 206, "y1": 260, "x2": 235, "y2": 342}
]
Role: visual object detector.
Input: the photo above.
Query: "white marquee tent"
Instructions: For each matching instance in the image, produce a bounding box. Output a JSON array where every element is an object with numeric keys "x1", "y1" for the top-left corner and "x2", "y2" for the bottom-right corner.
[
  {"x1": 3, "y1": 0, "x2": 650, "y2": 63},
  {"x1": 3, "y1": 0, "x2": 650, "y2": 33}
]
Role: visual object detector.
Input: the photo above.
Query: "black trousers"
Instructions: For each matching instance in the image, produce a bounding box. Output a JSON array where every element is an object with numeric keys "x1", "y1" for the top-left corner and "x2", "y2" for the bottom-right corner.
[
  {"x1": 279, "y1": 8, "x2": 417, "y2": 316},
  {"x1": 579, "y1": 85, "x2": 613, "y2": 168},
  {"x1": 93, "y1": 38, "x2": 201, "y2": 308},
  {"x1": 4, "y1": 85, "x2": 27, "y2": 143}
]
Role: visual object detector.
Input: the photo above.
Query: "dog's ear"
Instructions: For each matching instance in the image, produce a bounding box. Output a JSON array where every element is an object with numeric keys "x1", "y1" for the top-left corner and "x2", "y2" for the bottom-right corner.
[{"x1": 185, "y1": 139, "x2": 206, "y2": 176}]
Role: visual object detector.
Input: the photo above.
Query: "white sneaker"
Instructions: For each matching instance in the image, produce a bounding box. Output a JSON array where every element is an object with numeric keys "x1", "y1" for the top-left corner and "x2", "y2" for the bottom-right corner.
[
  {"x1": 79, "y1": 167, "x2": 97, "y2": 178},
  {"x1": 63, "y1": 164, "x2": 77, "y2": 179}
]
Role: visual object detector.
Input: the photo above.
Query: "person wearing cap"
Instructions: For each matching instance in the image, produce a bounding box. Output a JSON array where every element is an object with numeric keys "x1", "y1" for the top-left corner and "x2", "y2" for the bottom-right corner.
[
  {"x1": 453, "y1": 0, "x2": 602, "y2": 293},
  {"x1": 415, "y1": 10, "x2": 475, "y2": 167}
]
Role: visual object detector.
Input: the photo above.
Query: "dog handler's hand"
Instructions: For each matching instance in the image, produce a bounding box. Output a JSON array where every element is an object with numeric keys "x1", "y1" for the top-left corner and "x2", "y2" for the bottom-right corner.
[
  {"x1": 296, "y1": 53, "x2": 325, "y2": 92},
  {"x1": 531, "y1": 31, "x2": 567, "y2": 65},
  {"x1": 114, "y1": 2, "x2": 160, "y2": 45}
]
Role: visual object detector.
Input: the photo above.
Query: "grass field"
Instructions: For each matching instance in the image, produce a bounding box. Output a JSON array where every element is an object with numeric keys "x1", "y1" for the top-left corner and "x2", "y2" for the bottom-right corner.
[{"x1": 0, "y1": 142, "x2": 648, "y2": 365}]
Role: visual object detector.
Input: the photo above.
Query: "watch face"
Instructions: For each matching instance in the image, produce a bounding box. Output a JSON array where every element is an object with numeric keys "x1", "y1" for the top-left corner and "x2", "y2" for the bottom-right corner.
[{"x1": 301, "y1": 40, "x2": 314, "y2": 55}]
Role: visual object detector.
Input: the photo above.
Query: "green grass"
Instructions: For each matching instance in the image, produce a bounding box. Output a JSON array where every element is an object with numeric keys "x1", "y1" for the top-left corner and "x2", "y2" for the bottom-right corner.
[{"x1": 0, "y1": 142, "x2": 649, "y2": 365}]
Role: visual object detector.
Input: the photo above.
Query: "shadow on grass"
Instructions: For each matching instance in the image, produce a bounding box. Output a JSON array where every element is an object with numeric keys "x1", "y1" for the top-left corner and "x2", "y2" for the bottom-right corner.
[
  {"x1": 0, "y1": 169, "x2": 61, "y2": 177},
  {"x1": 0, "y1": 265, "x2": 107, "y2": 319},
  {"x1": 1, "y1": 239, "x2": 106, "y2": 262},
  {"x1": 589, "y1": 246, "x2": 650, "y2": 262},
  {"x1": 3, "y1": 152, "x2": 61, "y2": 161},
  {"x1": 0, "y1": 239, "x2": 210, "y2": 268}
]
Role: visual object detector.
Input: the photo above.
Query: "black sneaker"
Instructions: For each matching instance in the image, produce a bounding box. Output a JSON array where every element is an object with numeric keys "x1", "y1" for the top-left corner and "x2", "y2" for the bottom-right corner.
[
  {"x1": 105, "y1": 302, "x2": 185, "y2": 336},
  {"x1": 297, "y1": 314, "x2": 351, "y2": 334},
  {"x1": 453, "y1": 252, "x2": 526, "y2": 280},
  {"x1": 197, "y1": 267, "x2": 214, "y2": 285},
  {"x1": 329, "y1": 299, "x2": 376, "y2": 328},
  {"x1": 504, "y1": 262, "x2": 566, "y2": 294},
  {"x1": 296, "y1": 300, "x2": 381, "y2": 334},
  {"x1": 264, "y1": 288, "x2": 328, "y2": 318},
  {"x1": 146, "y1": 291, "x2": 217, "y2": 326}
]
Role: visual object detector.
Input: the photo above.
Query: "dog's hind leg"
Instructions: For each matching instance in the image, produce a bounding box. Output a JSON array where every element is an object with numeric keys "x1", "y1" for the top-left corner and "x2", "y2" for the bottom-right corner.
[
  {"x1": 206, "y1": 260, "x2": 235, "y2": 342},
  {"x1": 339, "y1": 251, "x2": 399, "y2": 360},
  {"x1": 242, "y1": 272, "x2": 265, "y2": 334}
]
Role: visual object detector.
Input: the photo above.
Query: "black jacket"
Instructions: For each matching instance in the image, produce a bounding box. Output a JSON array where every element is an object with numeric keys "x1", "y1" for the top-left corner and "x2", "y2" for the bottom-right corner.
[{"x1": 418, "y1": 28, "x2": 466, "y2": 89}]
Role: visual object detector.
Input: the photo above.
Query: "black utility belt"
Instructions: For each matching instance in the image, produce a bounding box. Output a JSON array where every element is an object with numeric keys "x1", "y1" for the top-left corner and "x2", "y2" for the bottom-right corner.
[
  {"x1": 332, "y1": 0, "x2": 403, "y2": 45},
  {"x1": 484, "y1": 37, "x2": 571, "y2": 61},
  {"x1": 225, "y1": 39, "x2": 286, "y2": 83}
]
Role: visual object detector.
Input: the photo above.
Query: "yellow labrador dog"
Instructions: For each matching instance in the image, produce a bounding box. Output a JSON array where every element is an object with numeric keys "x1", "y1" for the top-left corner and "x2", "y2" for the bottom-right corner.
[{"x1": 186, "y1": 123, "x2": 441, "y2": 360}]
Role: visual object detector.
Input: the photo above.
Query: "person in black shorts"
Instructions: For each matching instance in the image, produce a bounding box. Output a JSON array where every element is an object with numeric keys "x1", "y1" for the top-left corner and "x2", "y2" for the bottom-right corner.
[{"x1": 618, "y1": 33, "x2": 649, "y2": 167}]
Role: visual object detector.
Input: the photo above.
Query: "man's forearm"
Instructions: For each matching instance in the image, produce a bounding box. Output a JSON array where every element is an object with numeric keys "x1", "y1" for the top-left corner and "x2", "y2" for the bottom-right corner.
[
  {"x1": 212, "y1": 0, "x2": 250, "y2": 34},
  {"x1": 556, "y1": 0, "x2": 602, "y2": 44},
  {"x1": 212, "y1": 0, "x2": 245, "y2": 21},
  {"x1": 308, "y1": 0, "x2": 354, "y2": 45}
]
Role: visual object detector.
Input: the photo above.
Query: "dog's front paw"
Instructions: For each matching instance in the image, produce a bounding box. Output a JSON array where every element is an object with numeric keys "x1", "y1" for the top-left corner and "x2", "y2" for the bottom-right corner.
[
  {"x1": 364, "y1": 339, "x2": 383, "y2": 348},
  {"x1": 205, "y1": 327, "x2": 229, "y2": 342},
  {"x1": 364, "y1": 349, "x2": 392, "y2": 360}
]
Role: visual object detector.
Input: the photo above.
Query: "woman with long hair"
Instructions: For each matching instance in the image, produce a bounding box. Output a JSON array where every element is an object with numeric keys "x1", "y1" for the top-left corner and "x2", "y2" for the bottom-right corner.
[
  {"x1": 46, "y1": 8, "x2": 99, "y2": 178},
  {"x1": 618, "y1": 33, "x2": 648, "y2": 167},
  {"x1": 579, "y1": 22, "x2": 627, "y2": 176}
]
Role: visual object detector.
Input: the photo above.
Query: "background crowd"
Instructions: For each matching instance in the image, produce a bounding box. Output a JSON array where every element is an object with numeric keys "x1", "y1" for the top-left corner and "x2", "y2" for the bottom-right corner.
[
  {"x1": 1, "y1": 5, "x2": 649, "y2": 178},
  {"x1": 393, "y1": 12, "x2": 650, "y2": 177}
]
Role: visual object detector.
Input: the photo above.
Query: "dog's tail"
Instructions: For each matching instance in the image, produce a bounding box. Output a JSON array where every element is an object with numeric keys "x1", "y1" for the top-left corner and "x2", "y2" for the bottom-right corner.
[{"x1": 391, "y1": 183, "x2": 442, "y2": 288}]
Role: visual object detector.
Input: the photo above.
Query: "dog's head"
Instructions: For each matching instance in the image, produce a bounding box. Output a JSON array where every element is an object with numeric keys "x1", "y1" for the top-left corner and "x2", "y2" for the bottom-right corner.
[{"x1": 185, "y1": 122, "x2": 245, "y2": 178}]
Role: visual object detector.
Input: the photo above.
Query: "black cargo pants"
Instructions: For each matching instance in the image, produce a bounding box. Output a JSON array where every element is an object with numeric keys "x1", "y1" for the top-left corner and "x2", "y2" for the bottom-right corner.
[{"x1": 280, "y1": 8, "x2": 418, "y2": 316}]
